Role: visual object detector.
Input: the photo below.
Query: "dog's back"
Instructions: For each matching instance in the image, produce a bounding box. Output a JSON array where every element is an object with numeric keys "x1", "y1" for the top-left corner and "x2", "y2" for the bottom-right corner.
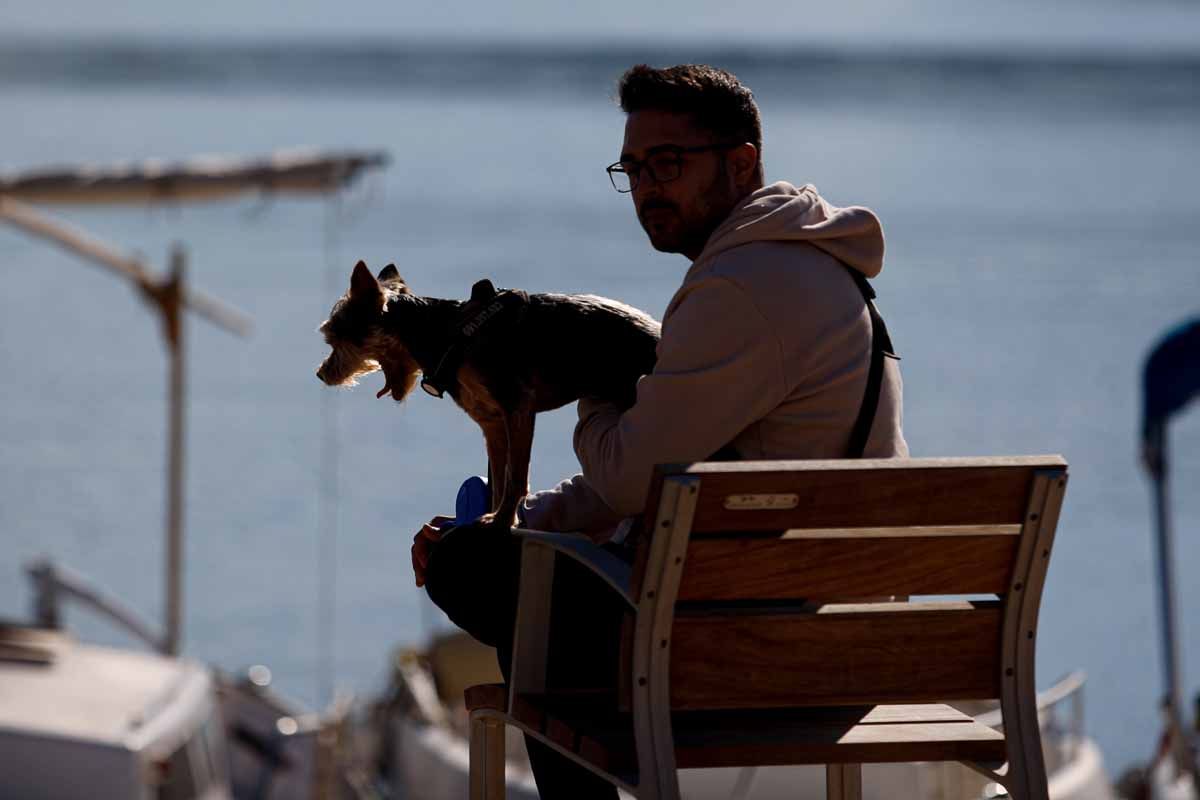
[{"x1": 513, "y1": 292, "x2": 660, "y2": 411}]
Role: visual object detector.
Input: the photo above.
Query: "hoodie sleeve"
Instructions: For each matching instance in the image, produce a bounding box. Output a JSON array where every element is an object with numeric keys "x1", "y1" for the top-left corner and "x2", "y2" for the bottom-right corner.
[
  {"x1": 571, "y1": 275, "x2": 787, "y2": 517},
  {"x1": 519, "y1": 473, "x2": 625, "y2": 534}
]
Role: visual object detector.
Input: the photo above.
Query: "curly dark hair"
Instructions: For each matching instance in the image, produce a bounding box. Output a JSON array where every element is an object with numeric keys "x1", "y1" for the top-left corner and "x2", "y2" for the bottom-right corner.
[{"x1": 617, "y1": 64, "x2": 763, "y2": 170}]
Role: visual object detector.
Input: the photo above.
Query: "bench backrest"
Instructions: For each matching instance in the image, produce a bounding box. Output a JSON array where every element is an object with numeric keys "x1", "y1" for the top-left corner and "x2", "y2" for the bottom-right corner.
[{"x1": 625, "y1": 456, "x2": 1068, "y2": 712}]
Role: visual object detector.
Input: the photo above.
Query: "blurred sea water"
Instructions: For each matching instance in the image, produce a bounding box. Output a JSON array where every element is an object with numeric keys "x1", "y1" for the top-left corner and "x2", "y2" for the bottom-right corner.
[{"x1": 1, "y1": 39, "x2": 1198, "y2": 777}]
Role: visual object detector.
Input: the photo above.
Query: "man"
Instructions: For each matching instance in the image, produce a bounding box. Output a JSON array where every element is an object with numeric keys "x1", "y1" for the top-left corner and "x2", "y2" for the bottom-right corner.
[{"x1": 413, "y1": 64, "x2": 908, "y2": 798}]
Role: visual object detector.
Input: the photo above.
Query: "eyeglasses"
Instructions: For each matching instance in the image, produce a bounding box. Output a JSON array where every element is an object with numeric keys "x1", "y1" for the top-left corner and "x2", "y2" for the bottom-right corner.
[{"x1": 606, "y1": 143, "x2": 740, "y2": 193}]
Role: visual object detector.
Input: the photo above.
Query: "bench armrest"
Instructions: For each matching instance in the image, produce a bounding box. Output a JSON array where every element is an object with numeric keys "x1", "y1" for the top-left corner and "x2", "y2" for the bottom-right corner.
[
  {"x1": 507, "y1": 528, "x2": 636, "y2": 702},
  {"x1": 513, "y1": 529, "x2": 635, "y2": 609}
]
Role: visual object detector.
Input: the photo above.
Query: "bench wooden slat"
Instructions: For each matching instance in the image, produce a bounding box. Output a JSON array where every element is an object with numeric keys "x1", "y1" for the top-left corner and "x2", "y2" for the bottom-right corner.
[
  {"x1": 672, "y1": 713, "x2": 1006, "y2": 768},
  {"x1": 507, "y1": 693, "x2": 1006, "y2": 775},
  {"x1": 669, "y1": 602, "x2": 1002, "y2": 709},
  {"x1": 852, "y1": 704, "x2": 981, "y2": 725},
  {"x1": 669, "y1": 463, "x2": 1042, "y2": 531},
  {"x1": 679, "y1": 534, "x2": 1018, "y2": 601},
  {"x1": 511, "y1": 692, "x2": 545, "y2": 732},
  {"x1": 510, "y1": 692, "x2": 638, "y2": 777},
  {"x1": 777, "y1": 524, "x2": 1021, "y2": 539},
  {"x1": 546, "y1": 713, "x2": 580, "y2": 755},
  {"x1": 676, "y1": 456, "x2": 1065, "y2": 473}
]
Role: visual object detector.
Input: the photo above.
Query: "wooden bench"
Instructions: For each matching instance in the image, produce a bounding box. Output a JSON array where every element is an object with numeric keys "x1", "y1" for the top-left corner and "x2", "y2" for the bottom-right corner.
[{"x1": 466, "y1": 456, "x2": 1068, "y2": 799}]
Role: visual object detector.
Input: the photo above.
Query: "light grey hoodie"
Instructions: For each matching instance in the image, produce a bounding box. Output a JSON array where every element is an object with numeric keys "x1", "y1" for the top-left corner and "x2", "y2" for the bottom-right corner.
[{"x1": 522, "y1": 181, "x2": 909, "y2": 535}]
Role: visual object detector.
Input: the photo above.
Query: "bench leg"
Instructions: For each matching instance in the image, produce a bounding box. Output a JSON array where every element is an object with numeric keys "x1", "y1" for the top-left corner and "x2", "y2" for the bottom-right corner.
[
  {"x1": 825, "y1": 763, "x2": 862, "y2": 800},
  {"x1": 469, "y1": 711, "x2": 506, "y2": 800}
]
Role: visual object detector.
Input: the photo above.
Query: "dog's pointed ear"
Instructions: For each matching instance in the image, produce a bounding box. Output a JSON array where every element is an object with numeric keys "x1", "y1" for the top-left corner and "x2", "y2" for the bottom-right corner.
[
  {"x1": 350, "y1": 260, "x2": 382, "y2": 302},
  {"x1": 470, "y1": 279, "x2": 496, "y2": 303},
  {"x1": 377, "y1": 263, "x2": 401, "y2": 283}
]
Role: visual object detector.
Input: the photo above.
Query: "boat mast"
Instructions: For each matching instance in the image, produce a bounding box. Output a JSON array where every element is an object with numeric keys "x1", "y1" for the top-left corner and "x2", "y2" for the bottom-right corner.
[{"x1": 164, "y1": 246, "x2": 186, "y2": 656}]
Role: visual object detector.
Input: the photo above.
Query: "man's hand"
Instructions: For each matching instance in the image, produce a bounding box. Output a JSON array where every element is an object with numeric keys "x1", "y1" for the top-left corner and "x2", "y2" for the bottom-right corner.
[{"x1": 412, "y1": 515, "x2": 454, "y2": 588}]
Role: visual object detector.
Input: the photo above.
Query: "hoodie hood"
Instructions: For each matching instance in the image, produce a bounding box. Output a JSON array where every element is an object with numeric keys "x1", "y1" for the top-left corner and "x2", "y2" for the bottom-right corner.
[{"x1": 692, "y1": 181, "x2": 885, "y2": 278}]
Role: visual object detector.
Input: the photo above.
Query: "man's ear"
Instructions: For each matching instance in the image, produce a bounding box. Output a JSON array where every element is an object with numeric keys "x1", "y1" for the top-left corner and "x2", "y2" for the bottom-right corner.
[
  {"x1": 728, "y1": 143, "x2": 760, "y2": 189},
  {"x1": 350, "y1": 260, "x2": 383, "y2": 307}
]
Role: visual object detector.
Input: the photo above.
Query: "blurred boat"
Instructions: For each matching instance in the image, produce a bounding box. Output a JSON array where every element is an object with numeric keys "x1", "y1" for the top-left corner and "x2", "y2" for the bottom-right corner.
[
  {"x1": 367, "y1": 629, "x2": 1116, "y2": 800},
  {"x1": 0, "y1": 619, "x2": 230, "y2": 800},
  {"x1": 0, "y1": 559, "x2": 369, "y2": 800}
]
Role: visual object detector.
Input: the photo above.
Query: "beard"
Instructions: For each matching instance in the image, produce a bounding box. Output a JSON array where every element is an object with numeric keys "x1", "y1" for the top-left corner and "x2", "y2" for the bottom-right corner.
[
  {"x1": 637, "y1": 200, "x2": 688, "y2": 253},
  {"x1": 637, "y1": 163, "x2": 737, "y2": 257}
]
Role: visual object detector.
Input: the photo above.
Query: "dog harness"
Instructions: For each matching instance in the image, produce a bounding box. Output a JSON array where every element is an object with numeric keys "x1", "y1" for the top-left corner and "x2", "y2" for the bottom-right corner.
[{"x1": 420, "y1": 279, "x2": 530, "y2": 399}]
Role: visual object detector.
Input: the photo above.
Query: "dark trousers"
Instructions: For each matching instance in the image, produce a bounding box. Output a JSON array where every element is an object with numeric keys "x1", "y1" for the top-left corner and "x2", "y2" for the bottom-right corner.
[{"x1": 424, "y1": 521, "x2": 624, "y2": 800}]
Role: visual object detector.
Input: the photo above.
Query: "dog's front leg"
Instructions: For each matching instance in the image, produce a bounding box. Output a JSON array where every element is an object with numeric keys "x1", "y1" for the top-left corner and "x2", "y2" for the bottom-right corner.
[
  {"x1": 493, "y1": 395, "x2": 536, "y2": 529},
  {"x1": 478, "y1": 416, "x2": 509, "y2": 516}
]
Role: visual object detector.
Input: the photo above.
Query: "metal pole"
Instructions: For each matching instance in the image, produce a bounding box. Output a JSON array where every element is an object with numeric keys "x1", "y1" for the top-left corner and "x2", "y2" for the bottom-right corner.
[
  {"x1": 1150, "y1": 433, "x2": 1200, "y2": 786},
  {"x1": 27, "y1": 560, "x2": 166, "y2": 651},
  {"x1": 1152, "y1": 458, "x2": 1182, "y2": 718},
  {"x1": 0, "y1": 196, "x2": 251, "y2": 337},
  {"x1": 164, "y1": 245, "x2": 187, "y2": 656}
]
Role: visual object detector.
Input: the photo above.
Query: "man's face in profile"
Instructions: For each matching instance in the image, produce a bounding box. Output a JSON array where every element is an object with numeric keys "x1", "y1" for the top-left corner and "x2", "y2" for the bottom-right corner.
[{"x1": 620, "y1": 110, "x2": 740, "y2": 259}]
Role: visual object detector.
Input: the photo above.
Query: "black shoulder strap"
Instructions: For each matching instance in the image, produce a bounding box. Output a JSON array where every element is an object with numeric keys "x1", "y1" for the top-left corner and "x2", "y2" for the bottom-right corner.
[
  {"x1": 710, "y1": 268, "x2": 898, "y2": 462},
  {"x1": 845, "y1": 268, "x2": 899, "y2": 458}
]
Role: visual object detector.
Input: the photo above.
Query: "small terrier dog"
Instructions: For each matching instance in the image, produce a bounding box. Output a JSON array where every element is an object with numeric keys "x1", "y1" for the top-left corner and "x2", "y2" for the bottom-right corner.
[{"x1": 316, "y1": 260, "x2": 661, "y2": 528}]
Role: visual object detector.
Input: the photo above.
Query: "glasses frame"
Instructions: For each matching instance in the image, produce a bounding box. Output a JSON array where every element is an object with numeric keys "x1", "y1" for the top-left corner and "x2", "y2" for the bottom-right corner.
[{"x1": 606, "y1": 142, "x2": 741, "y2": 193}]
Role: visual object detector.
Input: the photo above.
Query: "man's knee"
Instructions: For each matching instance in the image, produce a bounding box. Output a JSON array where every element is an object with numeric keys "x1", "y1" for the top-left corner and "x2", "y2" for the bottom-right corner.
[{"x1": 424, "y1": 521, "x2": 522, "y2": 650}]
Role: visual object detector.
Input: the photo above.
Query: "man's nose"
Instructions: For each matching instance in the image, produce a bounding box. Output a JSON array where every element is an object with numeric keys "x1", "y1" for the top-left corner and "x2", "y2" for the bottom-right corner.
[{"x1": 633, "y1": 171, "x2": 662, "y2": 204}]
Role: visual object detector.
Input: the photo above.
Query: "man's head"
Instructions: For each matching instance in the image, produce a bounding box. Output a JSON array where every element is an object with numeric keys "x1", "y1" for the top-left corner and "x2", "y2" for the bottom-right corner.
[{"x1": 612, "y1": 64, "x2": 764, "y2": 260}]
